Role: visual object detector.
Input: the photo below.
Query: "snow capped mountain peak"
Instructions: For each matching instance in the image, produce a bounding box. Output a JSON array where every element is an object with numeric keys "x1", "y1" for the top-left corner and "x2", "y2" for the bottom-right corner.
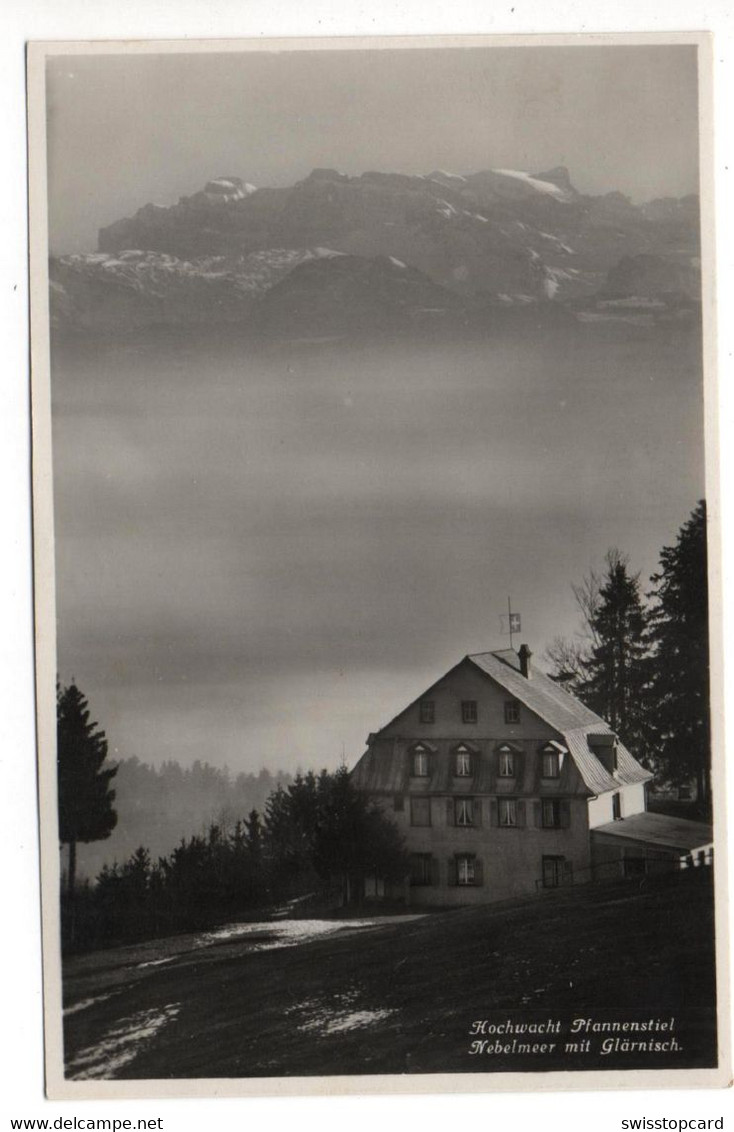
[
  {"x1": 492, "y1": 169, "x2": 573, "y2": 202},
  {"x1": 427, "y1": 169, "x2": 467, "y2": 185},
  {"x1": 87, "y1": 165, "x2": 698, "y2": 327},
  {"x1": 204, "y1": 177, "x2": 256, "y2": 203},
  {"x1": 532, "y1": 165, "x2": 575, "y2": 192}
]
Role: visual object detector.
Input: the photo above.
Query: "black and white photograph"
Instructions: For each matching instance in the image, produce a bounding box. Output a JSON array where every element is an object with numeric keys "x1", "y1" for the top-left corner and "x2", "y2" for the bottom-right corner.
[{"x1": 27, "y1": 34, "x2": 729, "y2": 1096}]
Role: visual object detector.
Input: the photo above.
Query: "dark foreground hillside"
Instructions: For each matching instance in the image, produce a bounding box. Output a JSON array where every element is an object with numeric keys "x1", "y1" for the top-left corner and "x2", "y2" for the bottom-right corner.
[{"x1": 61, "y1": 869, "x2": 716, "y2": 1081}]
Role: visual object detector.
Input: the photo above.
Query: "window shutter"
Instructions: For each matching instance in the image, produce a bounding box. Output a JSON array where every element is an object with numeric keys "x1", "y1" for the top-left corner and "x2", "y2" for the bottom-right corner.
[
  {"x1": 560, "y1": 800, "x2": 571, "y2": 828},
  {"x1": 489, "y1": 798, "x2": 499, "y2": 826},
  {"x1": 446, "y1": 798, "x2": 454, "y2": 826},
  {"x1": 447, "y1": 857, "x2": 457, "y2": 886},
  {"x1": 430, "y1": 857, "x2": 440, "y2": 886},
  {"x1": 516, "y1": 800, "x2": 526, "y2": 828},
  {"x1": 474, "y1": 858, "x2": 484, "y2": 886},
  {"x1": 534, "y1": 801, "x2": 542, "y2": 827},
  {"x1": 473, "y1": 798, "x2": 483, "y2": 827},
  {"x1": 562, "y1": 859, "x2": 573, "y2": 884},
  {"x1": 515, "y1": 751, "x2": 526, "y2": 787}
]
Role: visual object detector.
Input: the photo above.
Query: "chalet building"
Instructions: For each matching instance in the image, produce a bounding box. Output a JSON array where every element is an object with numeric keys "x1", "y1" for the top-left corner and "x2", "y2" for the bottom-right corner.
[{"x1": 351, "y1": 646, "x2": 713, "y2": 904}]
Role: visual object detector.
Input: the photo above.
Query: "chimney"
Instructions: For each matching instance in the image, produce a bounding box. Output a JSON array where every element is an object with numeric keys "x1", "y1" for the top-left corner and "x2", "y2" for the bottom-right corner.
[{"x1": 518, "y1": 643, "x2": 533, "y2": 679}]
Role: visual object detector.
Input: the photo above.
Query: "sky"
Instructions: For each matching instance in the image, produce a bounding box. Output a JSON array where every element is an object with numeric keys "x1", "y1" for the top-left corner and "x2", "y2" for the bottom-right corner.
[
  {"x1": 45, "y1": 42, "x2": 705, "y2": 777},
  {"x1": 46, "y1": 44, "x2": 700, "y2": 254}
]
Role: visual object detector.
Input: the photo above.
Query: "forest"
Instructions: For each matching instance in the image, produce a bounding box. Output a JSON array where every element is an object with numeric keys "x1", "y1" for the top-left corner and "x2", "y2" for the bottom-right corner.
[
  {"x1": 70, "y1": 756, "x2": 295, "y2": 884},
  {"x1": 544, "y1": 500, "x2": 709, "y2": 807},
  {"x1": 58, "y1": 748, "x2": 407, "y2": 952}
]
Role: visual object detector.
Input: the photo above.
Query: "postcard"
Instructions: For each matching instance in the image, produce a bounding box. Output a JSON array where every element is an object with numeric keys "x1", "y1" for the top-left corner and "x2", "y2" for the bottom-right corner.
[{"x1": 27, "y1": 33, "x2": 729, "y2": 1097}]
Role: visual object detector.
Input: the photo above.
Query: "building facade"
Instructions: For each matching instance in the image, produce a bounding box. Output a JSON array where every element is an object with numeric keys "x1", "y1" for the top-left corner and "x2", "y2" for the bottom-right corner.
[{"x1": 351, "y1": 646, "x2": 664, "y2": 905}]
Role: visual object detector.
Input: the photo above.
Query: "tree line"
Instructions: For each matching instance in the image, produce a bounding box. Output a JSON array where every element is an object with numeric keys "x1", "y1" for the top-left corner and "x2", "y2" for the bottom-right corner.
[
  {"x1": 57, "y1": 688, "x2": 407, "y2": 951},
  {"x1": 62, "y1": 752, "x2": 295, "y2": 886},
  {"x1": 544, "y1": 501, "x2": 710, "y2": 806}
]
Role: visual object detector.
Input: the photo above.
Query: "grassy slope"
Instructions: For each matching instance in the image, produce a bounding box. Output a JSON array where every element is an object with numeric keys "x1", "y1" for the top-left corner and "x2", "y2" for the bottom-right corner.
[{"x1": 63, "y1": 870, "x2": 716, "y2": 1080}]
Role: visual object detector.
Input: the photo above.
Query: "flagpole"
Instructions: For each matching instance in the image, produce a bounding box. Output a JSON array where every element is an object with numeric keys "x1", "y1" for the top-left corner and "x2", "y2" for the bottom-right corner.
[{"x1": 508, "y1": 595, "x2": 513, "y2": 650}]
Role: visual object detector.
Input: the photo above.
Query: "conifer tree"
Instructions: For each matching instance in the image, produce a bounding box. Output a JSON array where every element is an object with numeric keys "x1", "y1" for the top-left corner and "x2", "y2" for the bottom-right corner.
[
  {"x1": 57, "y1": 682, "x2": 118, "y2": 897},
  {"x1": 578, "y1": 551, "x2": 651, "y2": 759},
  {"x1": 547, "y1": 551, "x2": 652, "y2": 762},
  {"x1": 647, "y1": 501, "x2": 710, "y2": 805},
  {"x1": 311, "y1": 766, "x2": 408, "y2": 903},
  {"x1": 243, "y1": 808, "x2": 263, "y2": 861},
  {"x1": 263, "y1": 768, "x2": 407, "y2": 903}
]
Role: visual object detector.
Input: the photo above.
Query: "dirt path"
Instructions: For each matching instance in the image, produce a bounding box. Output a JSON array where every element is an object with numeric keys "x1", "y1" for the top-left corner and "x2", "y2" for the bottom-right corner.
[
  {"x1": 61, "y1": 875, "x2": 717, "y2": 1081},
  {"x1": 62, "y1": 915, "x2": 423, "y2": 1079}
]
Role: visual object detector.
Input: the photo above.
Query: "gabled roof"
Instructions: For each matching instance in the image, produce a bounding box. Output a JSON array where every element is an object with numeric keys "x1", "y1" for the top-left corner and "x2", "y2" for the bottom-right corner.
[
  {"x1": 351, "y1": 648, "x2": 651, "y2": 796},
  {"x1": 469, "y1": 650, "x2": 602, "y2": 731},
  {"x1": 467, "y1": 651, "x2": 651, "y2": 793}
]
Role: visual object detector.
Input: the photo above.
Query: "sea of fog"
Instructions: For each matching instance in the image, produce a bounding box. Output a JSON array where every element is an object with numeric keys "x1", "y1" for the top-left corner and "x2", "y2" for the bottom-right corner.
[{"x1": 49, "y1": 324, "x2": 705, "y2": 781}]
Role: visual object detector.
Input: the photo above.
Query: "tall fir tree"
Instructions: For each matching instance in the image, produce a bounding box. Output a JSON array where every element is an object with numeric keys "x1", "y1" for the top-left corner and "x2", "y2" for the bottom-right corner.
[
  {"x1": 311, "y1": 766, "x2": 408, "y2": 903},
  {"x1": 578, "y1": 550, "x2": 651, "y2": 762},
  {"x1": 647, "y1": 501, "x2": 710, "y2": 806},
  {"x1": 263, "y1": 767, "x2": 407, "y2": 903},
  {"x1": 57, "y1": 682, "x2": 118, "y2": 896}
]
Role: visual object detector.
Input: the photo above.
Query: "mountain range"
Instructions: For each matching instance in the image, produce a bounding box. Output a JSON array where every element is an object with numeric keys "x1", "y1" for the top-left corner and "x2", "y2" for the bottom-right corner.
[{"x1": 49, "y1": 166, "x2": 701, "y2": 337}]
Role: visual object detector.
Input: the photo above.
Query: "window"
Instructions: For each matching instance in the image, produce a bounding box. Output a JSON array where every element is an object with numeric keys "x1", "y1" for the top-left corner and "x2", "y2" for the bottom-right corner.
[
  {"x1": 612, "y1": 792, "x2": 622, "y2": 821},
  {"x1": 598, "y1": 749, "x2": 618, "y2": 775},
  {"x1": 419, "y1": 699, "x2": 435, "y2": 724},
  {"x1": 455, "y1": 797, "x2": 475, "y2": 827},
  {"x1": 409, "y1": 853, "x2": 435, "y2": 886},
  {"x1": 410, "y1": 797, "x2": 431, "y2": 827},
  {"x1": 498, "y1": 798, "x2": 517, "y2": 827},
  {"x1": 498, "y1": 746, "x2": 515, "y2": 777},
  {"x1": 542, "y1": 855, "x2": 569, "y2": 888},
  {"x1": 504, "y1": 700, "x2": 521, "y2": 724},
  {"x1": 590, "y1": 736, "x2": 617, "y2": 774},
  {"x1": 411, "y1": 745, "x2": 430, "y2": 777},
  {"x1": 541, "y1": 746, "x2": 560, "y2": 778},
  {"x1": 393, "y1": 795, "x2": 404, "y2": 812},
  {"x1": 461, "y1": 700, "x2": 478, "y2": 724},
  {"x1": 454, "y1": 746, "x2": 473, "y2": 777},
  {"x1": 542, "y1": 798, "x2": 561, "y2": 828},
  {"x1": 493, "y1": 801, "x2": 516, "y2": 828},
  {"x1": 457, "y1": 854, "x2": 476, "y2": 885},
  {"x1": 451, "y1": 853, "x2": 483, "y2": 887},
  {"x1": 493, "y1": 797, "x2": 525, "y2": 827}
]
